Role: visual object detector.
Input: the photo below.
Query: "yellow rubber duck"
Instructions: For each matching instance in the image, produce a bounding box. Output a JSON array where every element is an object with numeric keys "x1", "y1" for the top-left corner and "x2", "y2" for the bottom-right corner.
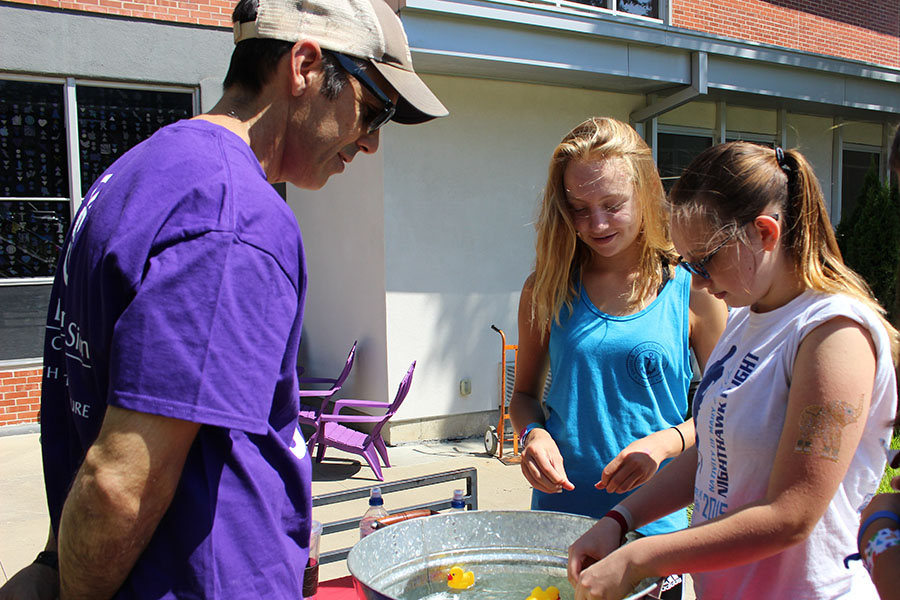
[
  {"x1": 526, "y1": 586, "x2": 560, "y2": 600},
  {"x1": 447, "y1": 566, "x2": 475, "y2": 590}
]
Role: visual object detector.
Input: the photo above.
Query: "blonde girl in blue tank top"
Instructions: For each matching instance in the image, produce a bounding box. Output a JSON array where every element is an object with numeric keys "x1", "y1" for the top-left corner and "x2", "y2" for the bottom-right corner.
[{"x1": 509, "y1": 117, "x2": 727, "y2": 566}]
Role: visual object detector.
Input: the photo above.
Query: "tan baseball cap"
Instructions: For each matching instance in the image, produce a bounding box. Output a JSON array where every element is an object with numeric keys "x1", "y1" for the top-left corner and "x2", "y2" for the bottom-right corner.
[{"x1": 232, "y1": 0, "x2": 449, "y2": 124}]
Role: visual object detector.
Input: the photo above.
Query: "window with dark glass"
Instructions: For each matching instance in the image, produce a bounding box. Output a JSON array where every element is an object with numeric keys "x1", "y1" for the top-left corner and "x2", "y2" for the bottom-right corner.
[
  {"x1": 0, "y1": 80, "x2": 69, "y2": 198},
  {"x1": 0, "y1": 200, "x2": 70, "y2": 278},
  {"x1": 1, "y1": 80, "x2": 71, "y2": 279},
  {"x1": 656, "y1": 132, "x2": 713, "y2": 192},
  {"x1": 841, "y1": 149, "x2": 880, "y2": 225},
  {"x1": 76, "y1": 86, "x2": 193, "y2": 193},
  {"x1": 0, "y1": 284, "x2": 53, "y2": 361}
]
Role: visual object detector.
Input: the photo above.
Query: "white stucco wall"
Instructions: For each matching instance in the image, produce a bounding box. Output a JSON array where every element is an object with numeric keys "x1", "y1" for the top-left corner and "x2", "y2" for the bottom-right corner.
[
  {"x1": 727, "y1": 106, "x2": 777, "y2": 136},
  {"x1": 785, "y1": 113, "x2": 836, "y2": 210},
  {"x1": 842, "y1": 121, "x2": 884, "y2": 146},
  {"x1": 288, "y1": 152, "x2": 390, "y2": 404},
  {"x1": 659, "y1": 101, "x2": 716, "y2": 129},
  {"x1": 382, "y1": 75, "x2": 644, "y2": 428}
]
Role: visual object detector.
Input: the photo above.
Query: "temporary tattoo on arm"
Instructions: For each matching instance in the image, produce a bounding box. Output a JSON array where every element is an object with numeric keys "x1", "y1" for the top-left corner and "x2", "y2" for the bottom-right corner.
[{"x1": 794, "y1": 395, "x2": 864, "y2": 462}]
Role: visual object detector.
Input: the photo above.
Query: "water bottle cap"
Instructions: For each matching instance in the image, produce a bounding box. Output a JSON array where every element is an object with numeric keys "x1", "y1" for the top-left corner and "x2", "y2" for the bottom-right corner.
[{"x1": 369, "y1": 487, "x2": 384, "y2": 506}]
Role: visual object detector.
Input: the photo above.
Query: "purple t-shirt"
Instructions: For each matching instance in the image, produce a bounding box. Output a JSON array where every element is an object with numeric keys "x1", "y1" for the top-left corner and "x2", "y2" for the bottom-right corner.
[{"x1": 40, "y1": 119, "x2": 312, "y2": 599}]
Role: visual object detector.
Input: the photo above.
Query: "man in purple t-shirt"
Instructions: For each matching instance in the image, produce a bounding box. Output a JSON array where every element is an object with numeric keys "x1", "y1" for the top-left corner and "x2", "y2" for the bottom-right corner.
[{"x1": 0, "y1": 1, "x2": 447, "y2": 599}]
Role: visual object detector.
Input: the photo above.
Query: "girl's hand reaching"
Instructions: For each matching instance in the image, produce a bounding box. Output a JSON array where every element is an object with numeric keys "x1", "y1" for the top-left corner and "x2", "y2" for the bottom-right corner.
[
  {"x1": 520, "y1": 428, "x2": 575, "y2": 494},
  {"x1": 597, "y1": 425, "x2": 690, "y2": 494}
]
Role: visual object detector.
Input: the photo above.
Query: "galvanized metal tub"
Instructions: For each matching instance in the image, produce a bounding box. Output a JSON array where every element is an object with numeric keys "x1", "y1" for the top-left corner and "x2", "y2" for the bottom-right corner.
[{"x1": 346, "y1": 510, "x2": 660, "y2": 600}]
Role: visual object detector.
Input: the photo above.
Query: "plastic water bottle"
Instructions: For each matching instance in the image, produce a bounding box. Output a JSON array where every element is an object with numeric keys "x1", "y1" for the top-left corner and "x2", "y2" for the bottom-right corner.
[
  {"x1": 359, "y1": 487, "x2": 388, "y2": 539},
  {"x1": 449, "y1": 489, "x2": 466, "y2": 512}
]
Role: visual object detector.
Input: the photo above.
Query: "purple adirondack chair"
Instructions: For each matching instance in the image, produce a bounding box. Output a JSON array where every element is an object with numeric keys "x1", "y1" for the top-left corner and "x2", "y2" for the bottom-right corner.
[
  {"x1": 310, "y1": 361, "x2": 416, "y2": 481},
  {"x1": 298, "y1": 341, "x2": 357, "y2": 451}
]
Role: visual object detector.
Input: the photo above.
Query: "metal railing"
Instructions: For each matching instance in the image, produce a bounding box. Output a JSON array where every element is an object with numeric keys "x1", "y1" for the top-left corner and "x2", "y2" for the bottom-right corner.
[{"x1": 312, "y1": 467, "x2": 479, "y2": 565}]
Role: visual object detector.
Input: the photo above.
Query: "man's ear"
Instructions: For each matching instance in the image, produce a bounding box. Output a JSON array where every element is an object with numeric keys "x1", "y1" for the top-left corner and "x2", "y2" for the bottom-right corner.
[
  {"x1": 753, "y1": 214, "x2": 781, "y2": 251},
  {"x1": 289, "y1": 40, "x2": 323, "y2": 97}
]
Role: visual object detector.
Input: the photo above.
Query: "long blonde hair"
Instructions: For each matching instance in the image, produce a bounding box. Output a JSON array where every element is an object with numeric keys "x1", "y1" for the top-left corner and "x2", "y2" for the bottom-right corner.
[
  {"x1": 669, "y1": 141, "x2": 900, "y2": 363},
  {"x1": 531, "y1": 117, "x2": 676, "y2": 334}
]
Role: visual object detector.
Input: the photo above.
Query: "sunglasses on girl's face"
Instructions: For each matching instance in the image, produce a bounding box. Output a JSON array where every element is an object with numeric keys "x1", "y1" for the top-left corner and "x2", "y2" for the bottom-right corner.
[
  {"x1": 332, "y1": 52, "x2": 396, "y2": 134},
  {"x1": 676, "y1": 214, "x2": 780, "y2": 279},
  {"x1": 676, "y1": 230, "x2": 737, "y2": 279}
]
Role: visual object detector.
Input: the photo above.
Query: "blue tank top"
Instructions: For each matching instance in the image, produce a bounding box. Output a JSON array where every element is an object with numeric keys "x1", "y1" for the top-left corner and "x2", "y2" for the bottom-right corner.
[{"x1": 532, "y1": 267, "x2": 691, "y2": 535}]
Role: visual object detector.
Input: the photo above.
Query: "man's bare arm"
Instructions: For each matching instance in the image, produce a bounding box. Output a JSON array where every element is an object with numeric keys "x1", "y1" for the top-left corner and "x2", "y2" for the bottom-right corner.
[{"x1": 57, "y1": 406, "x2": 199, "y2": 600}]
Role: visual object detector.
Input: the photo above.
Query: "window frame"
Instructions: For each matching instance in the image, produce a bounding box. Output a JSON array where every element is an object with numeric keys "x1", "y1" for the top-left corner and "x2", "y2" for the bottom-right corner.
[
  {"x1": 725, "y1": 131, "x2": 776, "y2": 147},
  {"x1": 482, "y1": 0, "x2": 668, "y2": 24},
  {"x1": 839, "y1": 142, "x2": 883, "y2": 226},
  {"x1": 655, "y1": 125, "x2": 715, "y2": 190}
]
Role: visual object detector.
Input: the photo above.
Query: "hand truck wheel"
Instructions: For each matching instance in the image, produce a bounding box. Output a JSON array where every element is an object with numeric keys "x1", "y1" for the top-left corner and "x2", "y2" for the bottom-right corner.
[{"x1": 484, "y1": 425, "x2": 499, "y2": 456}]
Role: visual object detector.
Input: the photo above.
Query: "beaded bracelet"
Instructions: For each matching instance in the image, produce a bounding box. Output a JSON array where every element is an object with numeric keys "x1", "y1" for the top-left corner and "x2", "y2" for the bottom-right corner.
[
  {"x1": 518, "y1": 422, "x2": 543, "y2": 448},
  {"x1": 862, "y1": 527, "x2": 900, "y2": 573}
]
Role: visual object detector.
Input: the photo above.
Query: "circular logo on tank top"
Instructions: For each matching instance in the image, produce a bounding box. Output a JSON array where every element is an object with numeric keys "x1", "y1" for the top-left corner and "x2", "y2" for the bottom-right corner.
[{"x1": 626, "y1": 341, "x2": 668, "y2": 386}]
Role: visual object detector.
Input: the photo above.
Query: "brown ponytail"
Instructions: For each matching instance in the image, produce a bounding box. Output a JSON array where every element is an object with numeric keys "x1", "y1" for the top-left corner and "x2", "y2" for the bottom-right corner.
[{"x1": 670, "y1": 141, "x2": 899, "y2": 364}]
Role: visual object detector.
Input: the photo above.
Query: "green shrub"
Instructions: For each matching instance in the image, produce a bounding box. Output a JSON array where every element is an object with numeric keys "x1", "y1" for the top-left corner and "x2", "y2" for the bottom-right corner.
[{"x1": 878, "y1": 431, "x2": 899, "y2": 494}]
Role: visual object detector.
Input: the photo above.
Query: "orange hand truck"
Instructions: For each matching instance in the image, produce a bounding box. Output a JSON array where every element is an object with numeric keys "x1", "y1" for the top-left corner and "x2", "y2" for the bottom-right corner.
[{"x1": 484, "y1": 324, "x2": 522, "y2": 463}]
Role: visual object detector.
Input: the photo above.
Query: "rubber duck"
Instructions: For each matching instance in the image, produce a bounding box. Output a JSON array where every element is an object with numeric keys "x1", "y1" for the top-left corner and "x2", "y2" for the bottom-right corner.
[
  {"x1": 447, "y1": 566, "x2": 475, "y2": 590},
  {"x1": 526, "y1": 586, "x2": 560, "y2": 600}
]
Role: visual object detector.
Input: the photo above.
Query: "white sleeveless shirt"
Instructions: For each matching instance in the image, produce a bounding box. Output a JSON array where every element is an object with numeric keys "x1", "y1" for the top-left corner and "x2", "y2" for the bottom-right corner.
[{"x1": 691, "y1": 290, "x2": 895, "y2": 599}]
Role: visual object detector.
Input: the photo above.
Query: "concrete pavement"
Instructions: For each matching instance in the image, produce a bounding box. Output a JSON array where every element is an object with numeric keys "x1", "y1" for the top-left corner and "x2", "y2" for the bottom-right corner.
[{"x1": 0, "y1": 427, "x2": 48, "y2": 583}]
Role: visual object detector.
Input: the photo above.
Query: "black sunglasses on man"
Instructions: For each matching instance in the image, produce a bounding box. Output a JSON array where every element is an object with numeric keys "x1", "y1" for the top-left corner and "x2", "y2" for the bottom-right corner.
[{"x1": 332, "y1": 52, "x2": 397, "y2": 134}]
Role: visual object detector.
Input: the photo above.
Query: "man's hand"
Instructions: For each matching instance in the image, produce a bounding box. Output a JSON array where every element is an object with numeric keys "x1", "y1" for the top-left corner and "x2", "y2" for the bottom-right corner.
[
  {"x1": 0, "y1": 563, "x2": 59, "y2": 600},
  {"x1": 519, "y1": 429, "x2": 574, "y2": 494}
]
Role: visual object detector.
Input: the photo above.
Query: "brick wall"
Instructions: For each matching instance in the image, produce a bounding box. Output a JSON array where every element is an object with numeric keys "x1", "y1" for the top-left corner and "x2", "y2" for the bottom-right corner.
[
  {"x1": 5, "y1": 0, "x2": 233, "y2": 28},
  {"x1": 673, "y1": 0, "x2": 900, "y2": 68},
  {"x1": 0, "y1": 368, "x2": 42, "y2": 426}
]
